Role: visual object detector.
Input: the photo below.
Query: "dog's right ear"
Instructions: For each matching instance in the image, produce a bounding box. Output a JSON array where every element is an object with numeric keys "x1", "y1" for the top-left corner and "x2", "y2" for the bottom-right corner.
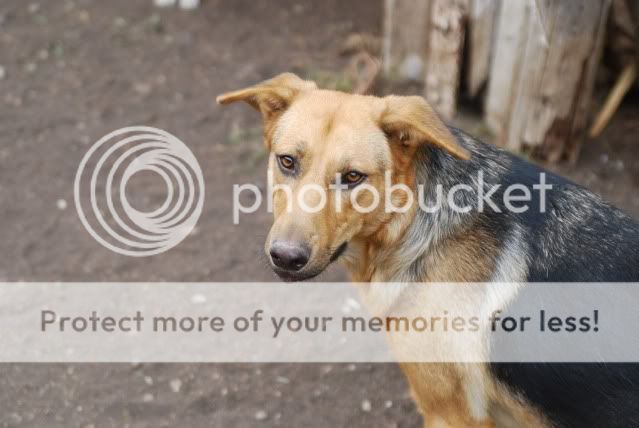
[{"x1": 216, "y1": 72, "x2": 316, "y2": 126}]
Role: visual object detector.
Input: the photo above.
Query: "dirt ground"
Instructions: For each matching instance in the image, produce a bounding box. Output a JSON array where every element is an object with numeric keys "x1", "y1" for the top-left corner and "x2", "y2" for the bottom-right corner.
[{"x1": 0, "y1": 0, "x2": 637, "y2": 427}]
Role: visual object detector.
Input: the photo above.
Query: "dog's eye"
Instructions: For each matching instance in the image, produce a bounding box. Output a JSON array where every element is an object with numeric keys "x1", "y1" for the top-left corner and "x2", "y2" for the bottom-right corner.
[
  {"x1": 277, "y1": 155, "x2": 296, "y2": 172},
  {"x1": 343, "y1": 171, "x2": 366, "y2": 187}
]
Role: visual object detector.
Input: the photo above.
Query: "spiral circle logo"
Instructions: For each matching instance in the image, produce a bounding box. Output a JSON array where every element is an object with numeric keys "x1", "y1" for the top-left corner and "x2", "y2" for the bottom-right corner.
[{"x1": 74, "y1": 126, "x2": 204, "y2": 257}]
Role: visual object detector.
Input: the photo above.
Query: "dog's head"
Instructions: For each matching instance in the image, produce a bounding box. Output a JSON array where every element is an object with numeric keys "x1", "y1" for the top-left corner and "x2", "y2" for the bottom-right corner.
[{"x1": 217, "y1": 73, "x2": 469, "y2": 281}]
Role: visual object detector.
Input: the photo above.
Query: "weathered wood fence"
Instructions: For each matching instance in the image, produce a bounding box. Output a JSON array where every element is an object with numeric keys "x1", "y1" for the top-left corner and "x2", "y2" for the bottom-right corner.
[{"x1": 383, "y1": 0, "x2": 611, "y2": 162}]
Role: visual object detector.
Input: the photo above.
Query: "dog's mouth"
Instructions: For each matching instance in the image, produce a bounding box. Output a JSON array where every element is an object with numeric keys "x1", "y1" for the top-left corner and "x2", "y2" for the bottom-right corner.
[
  {"x1": 329, "y1": 242, "x2": 348, "y2": 263},
  {"x1": 273, "y1": 242, "x2": 348, "y2": 282},
  {"x1": 272, "y1": 268, "x2": 319, "y2": 282}
]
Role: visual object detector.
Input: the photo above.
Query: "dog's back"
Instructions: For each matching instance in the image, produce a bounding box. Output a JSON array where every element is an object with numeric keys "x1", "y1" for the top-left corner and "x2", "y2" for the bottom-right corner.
[
  {"x1": 444, "y1": 127, "x2": 639, "y2": 283},
  {"x1": 507, "y1": 156, "x2": 639, "y2": 283}
]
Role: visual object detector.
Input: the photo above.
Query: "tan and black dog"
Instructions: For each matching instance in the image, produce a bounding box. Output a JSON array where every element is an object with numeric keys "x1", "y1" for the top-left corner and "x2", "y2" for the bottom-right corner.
[{"x1": 218, "y1": 73, "x2": 639, "y2": 427}]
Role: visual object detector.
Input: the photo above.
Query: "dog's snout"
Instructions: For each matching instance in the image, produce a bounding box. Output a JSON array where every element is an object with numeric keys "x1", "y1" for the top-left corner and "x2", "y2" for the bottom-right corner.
[{"x1": 269, "y1": 241, "x2": 310, "y2": 271}]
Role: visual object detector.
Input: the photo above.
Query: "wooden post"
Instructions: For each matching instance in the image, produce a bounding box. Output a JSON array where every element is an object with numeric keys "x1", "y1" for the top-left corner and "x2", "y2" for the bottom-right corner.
[
  {"x1": 485, "y1": 0, "x2": 536, "y2": 146},
  {"x1": 383, "y1": 0, "x2": 499, "y2": 119},
  {"x1": 485, "y1": 0, "x2": 610, "y2": 162},
  {"x1": 383, "y1": 0, "x2": 469, "y2": 120},
  {"x1": 467, "y1": 0, "x2": 500, "y2": 97},
  {"x1": 424, "y1": 0, "x2": 469, "y2": 119}
]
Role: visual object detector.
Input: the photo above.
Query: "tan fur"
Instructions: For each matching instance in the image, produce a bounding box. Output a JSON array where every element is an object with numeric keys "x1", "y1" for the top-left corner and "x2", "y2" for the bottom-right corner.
[
  {"x1": 423, "y1": 227, "x2": 499, "y2": 282},
  {"x1": 217, "y1": 73, "x2": 548, "y2": 428}
]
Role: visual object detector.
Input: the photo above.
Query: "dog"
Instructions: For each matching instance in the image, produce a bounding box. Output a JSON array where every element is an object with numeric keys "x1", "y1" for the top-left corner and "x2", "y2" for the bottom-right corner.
[{"x1": 217, "y1": 73, "x2": 639, "y2": 427}]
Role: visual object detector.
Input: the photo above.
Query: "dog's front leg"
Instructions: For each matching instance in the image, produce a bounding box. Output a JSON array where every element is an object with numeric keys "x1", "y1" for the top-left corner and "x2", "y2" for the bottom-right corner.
[
  {"x1": 423, "y1": 416, "x2": 496, "y2": 428},
  {"x1": 400, "y1": 363, "x2": 496, "y2": 428}
]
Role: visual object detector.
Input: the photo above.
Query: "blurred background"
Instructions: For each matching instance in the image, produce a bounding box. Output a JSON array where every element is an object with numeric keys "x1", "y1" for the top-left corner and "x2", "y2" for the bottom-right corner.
[{"x1": 0, "y1": 0, "x2": 637, "y2": 426}]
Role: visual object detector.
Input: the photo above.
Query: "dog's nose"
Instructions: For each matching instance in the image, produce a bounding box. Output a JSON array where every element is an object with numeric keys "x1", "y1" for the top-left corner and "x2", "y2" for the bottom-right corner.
[{"x1": 269, "y1": 241, "x2": 310, "y2": 271}]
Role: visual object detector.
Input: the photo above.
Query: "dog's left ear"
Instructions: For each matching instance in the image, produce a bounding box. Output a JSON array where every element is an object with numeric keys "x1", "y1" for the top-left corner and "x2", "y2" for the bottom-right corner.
[
  {"x1": 216, "y1": 72, "x2": 317, "y2": 123},
  {"x1": 379, "y1": 95, "x2": 470, "y2": 160}
]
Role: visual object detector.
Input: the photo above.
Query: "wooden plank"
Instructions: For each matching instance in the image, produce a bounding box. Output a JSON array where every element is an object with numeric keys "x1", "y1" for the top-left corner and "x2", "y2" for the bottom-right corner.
[
  {"x1": 382, "y1": 0, "x2": 432, "y2": 80},
  {"x1": 524, "y1": 0, "x2": 610, "y2": 161},
  {"x1": 466, "y1": 0, "x2": 500, "y2": 97},
  {"x1": 485, "y1": 0, "x2": 609, "y2": 161},
  {"x1": 484, "y1": 0, "x2": 532, "y2": 143},
  {"x1": 383, "y1": 0, "x2": 471, "y2": 119},
  {"x1": 560, "y1": 0, "x2": 611, "y2": 162},
  {"x1": 511, "y1": 0, "x2": 556, "y2": 152},
  {"x1": 424, "y1": 0, "x2": 469, "y2": 119},
  {"x1": 589, "y1": 63, "x2": 637, "y2": 139}
]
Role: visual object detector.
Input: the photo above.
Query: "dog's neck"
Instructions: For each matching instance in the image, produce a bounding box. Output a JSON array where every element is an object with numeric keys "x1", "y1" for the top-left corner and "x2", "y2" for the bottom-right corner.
[
  {"x1": 344, "y1": 150, "x2": 468, "y2": 282},
  {"x1": 341, "y1": 130, "x2": 483, "y2": 283},
  {"x1": 342, "y1": 206, "x2": 418, "y2": 282}
]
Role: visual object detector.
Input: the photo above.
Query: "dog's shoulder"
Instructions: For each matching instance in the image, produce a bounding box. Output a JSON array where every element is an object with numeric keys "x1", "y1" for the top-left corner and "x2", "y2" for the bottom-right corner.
[{"x1": 448, "y1": 127, "x2": 639, "y2": 282}]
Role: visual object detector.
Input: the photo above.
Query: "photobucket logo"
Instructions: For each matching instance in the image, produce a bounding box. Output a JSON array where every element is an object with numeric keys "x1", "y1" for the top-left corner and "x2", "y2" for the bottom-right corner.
[
  {"x1": 232, "y1": 170, "x2": 552, "y2": 224},
  {"x1": 74, "y1": 126, "x2": 204, "y2": 256}
]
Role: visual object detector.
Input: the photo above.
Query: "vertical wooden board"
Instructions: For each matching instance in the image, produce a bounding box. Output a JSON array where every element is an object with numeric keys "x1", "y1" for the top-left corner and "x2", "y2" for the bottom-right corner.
[
  {"x1": 566, "y1": 0, "x2": 610, "y2": 162},
  {"x1": 486, "y1": 0, "x2": 609, "y2": 160},
  {"x1": 508, "y1": 0, "x2": 557, "y2": 151},
  {"x1": 521, "y1": 0, "x2": 609, "y2": 161},
  {"x1": 424, "y1": 0, "x2": 469, "y2": 120},
  {"x1": 467, "y1": 0, "x2": 500, "y2": 97},
  {"x1": 382, "y1": 0, "x2": 432, "y2": 80},
  {"x1": 523, "y1": 1, "x2": 598, "y2": 144},
  {"x1": 484, "y1": 0, "x2": 531, "y2": 143}
]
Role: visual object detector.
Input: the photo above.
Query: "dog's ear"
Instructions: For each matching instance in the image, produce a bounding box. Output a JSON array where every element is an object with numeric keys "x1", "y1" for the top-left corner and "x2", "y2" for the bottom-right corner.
[
  {"x1": 379, "y1": 95, "x2": 470, "y2": 160},
  {"x1": 216, "y1": 72, "x2": 317, "y2": 123}
]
